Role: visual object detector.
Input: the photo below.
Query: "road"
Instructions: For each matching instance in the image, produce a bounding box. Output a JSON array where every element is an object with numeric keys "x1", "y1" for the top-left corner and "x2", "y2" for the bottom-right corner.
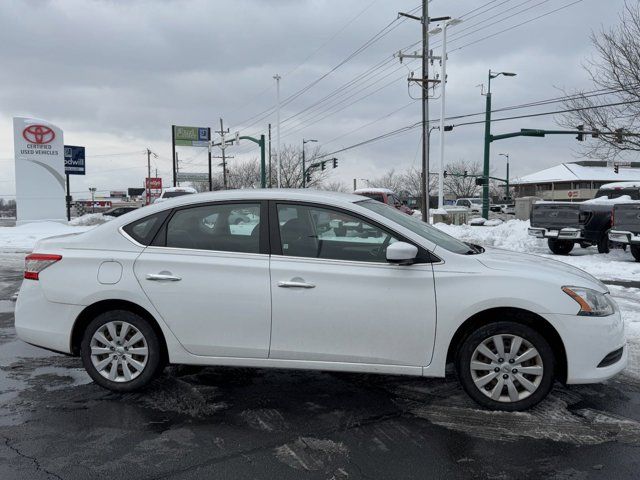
[{"x1": 1, "y1": 253, "x2": 640, "y2": 479}]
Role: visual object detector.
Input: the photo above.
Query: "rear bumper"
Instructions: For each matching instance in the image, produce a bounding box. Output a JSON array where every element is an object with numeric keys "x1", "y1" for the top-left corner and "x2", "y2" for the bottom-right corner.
[
  {"x1": 528, "y1": 227, "x2": 583, "y2": 240},
  {"x1": 14, "y1": 279, "x2": 82, "y2": 354},
  {"x1": 609, "y1": 230, "x2": 640, "y2": 245},
  {"x1": 544, "y1": 309, "x2": 627, "y2": 384}
]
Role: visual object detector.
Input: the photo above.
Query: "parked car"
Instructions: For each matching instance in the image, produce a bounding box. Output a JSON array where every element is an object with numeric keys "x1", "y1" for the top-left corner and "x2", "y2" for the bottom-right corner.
[
  {"x1": 16, "y1": 190, "x2": 625, "y2": 411},
  {"x1": 353, "y1": 188, "x2": 414, "y2": 215},
  {"x1": 527, "y1": 182, "x2": 640, "y2": 255},
  {"x1": 104, "y1": 206, "x2": 139, "y2": 217},
  {"x1": 154, "y1": 186, "x2": 197, "y2": 204},
  {"x1": 455, "y1": 198, "x2": 482, "y2": 213},
  {"x1": 609, "y1": 201, "x2": 640, "y2": 261}
]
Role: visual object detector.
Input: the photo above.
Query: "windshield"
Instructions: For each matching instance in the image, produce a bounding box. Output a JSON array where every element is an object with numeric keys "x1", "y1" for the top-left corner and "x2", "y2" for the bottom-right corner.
[
  {"x1": 469, "y1": 198, "x2": 482, "y2": 204},
  {"x1": 163, "y1": 191, "x2": 194, "y2": 198},
  {"x1": 358, "y1": 199, "x2": 478, "y2": 255}
]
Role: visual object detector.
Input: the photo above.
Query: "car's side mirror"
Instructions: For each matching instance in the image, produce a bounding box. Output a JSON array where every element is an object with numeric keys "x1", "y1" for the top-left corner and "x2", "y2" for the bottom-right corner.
[{"x1": 386, "y1": 242, "x2": 418, "y2": 265}]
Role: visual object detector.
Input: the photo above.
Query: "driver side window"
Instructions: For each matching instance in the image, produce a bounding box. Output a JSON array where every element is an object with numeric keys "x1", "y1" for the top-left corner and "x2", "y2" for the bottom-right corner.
[{"x1": 276, "y1": 204, "x2": 397, "y2": 262}]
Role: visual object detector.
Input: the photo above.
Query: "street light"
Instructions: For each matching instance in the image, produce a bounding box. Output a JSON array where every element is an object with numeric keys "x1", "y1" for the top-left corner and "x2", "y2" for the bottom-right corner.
[
  {"x1": 499, "y1": 153, "x2": 510, "y2": 200},
  {"x1": 428, "y1": 17, "x2": 463, "y2": 211},
  {"x1": 302, "y1": 138, "x2": 318, "y2": 188},
  {"x1": 482, "y1": 69, "x2": 517, "y2": 218}
]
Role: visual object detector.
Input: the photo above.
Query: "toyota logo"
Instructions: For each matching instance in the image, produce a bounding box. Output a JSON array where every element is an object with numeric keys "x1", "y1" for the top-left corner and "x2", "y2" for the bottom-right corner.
[{"x1": 22, "y1": 125, "x2": 55, "y2": 144}]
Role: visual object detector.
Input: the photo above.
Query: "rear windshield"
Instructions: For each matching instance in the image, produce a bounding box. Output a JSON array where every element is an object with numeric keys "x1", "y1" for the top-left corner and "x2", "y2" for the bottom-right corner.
[
  {"x1": 359, "y1": 192, "x2": 385, "y2": 202},
  {"x1": 163, "y1": 191, "x2": 194, "y2": 198},
  {"x1": 358, "y1": 200, "x2": 477, "y2": 255},
  {"x1": 595, "y1": 188, "x2": 640, "y2": 200}
]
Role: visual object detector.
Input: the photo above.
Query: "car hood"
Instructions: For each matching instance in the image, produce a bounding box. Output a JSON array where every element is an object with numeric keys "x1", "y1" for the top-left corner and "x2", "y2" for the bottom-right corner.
[{"x1": 476, "y1": 247, "x2": 608, "y2": 293}]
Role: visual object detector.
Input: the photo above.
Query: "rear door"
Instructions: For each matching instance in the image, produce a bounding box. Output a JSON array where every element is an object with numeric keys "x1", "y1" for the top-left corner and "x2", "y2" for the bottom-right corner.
[
  {"x1": 268, "y1": 202, "x2": 437, "y2": 367},
  {"x1": 133, "y1": 201, "x2": 272, "y2": 358}
]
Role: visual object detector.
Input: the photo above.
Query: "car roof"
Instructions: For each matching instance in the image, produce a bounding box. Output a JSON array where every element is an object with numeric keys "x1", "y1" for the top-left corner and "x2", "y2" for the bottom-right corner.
[
  {"x1": 599, "y1": 181, "x2": 640, "y2": 189},
  {"x1": 353, "y1": 188, "x2": 393, "y2": 194}
]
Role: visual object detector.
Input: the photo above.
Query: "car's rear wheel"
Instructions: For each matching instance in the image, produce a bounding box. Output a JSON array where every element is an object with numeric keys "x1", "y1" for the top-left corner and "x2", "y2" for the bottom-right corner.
[
  {"x1": 547, "y1": 238, "x2": 574, "y2": 255},
  {"x1": 631, "y1": 244, "x2": 640, "y2": 262},
  {"x1": 597, "y1": 233, "x2": 611, "y2": 254},
  {"x1": 81, "y1": 310, "x2": 162, "y2": 392},
  {"x1": 456, "y1": 321, "x2": 555, "y2": 411}
]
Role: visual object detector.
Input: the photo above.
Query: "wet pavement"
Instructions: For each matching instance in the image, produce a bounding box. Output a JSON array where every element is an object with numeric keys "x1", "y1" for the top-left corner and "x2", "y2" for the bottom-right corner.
[{"x1": 1, "y1": 254, "x2": 640, "y2": 479}]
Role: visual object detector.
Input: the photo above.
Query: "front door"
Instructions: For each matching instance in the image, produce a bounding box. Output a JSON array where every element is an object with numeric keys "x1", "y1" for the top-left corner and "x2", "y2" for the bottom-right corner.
[
  {"x1": 134, "y1": 201, "x2": 271, "y2": 358},
  {"x1": 269, "y1": 202, "x2": 437, "y2": 367}
]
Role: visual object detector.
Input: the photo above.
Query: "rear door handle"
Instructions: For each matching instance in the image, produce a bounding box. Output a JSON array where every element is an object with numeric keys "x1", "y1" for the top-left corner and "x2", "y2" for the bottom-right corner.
[
  {"x1": 278, "y1": 281, "x2": 315, "y2": 289},
  {"x1": 146, "y1": 273, "x2": 182, "y2": 282}
]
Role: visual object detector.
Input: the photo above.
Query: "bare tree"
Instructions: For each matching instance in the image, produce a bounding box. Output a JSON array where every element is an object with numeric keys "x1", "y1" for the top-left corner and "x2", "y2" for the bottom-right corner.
[
  {"x1": 273, "y1": 144, "x2": 332, "y2": 188},
  {"x1": 443, "y1": 159, "x2": 482, "y2": 198},
  {"x1": 560, "y1": 1, "x2": 640, "y2": 160},
  {"x1": 317, "y1": 180, "x2": 349, "y2": 193}
]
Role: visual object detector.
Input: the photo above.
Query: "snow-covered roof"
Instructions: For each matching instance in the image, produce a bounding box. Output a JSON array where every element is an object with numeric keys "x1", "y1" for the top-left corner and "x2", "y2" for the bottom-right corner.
[
  {"x1": 163, "y1": 186, "x2": 197, "y2": 193},
  {"x1": 353, "y1": 188, "x2": 394, "y2": 194},
  {"x1": 512, "y1": 163, "x2": 640, "y2": 185}
]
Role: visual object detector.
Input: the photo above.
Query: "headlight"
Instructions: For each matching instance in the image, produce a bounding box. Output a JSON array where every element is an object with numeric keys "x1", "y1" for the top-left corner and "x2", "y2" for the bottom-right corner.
[{"x1": 562, "y1": 286, "x2": 616, "y2": 316}]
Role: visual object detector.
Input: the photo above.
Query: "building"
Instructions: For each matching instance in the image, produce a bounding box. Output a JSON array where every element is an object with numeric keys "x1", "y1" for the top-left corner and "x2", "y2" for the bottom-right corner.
[{"x1": 512, "y1": 160, "x2": 640, "y2": 201}]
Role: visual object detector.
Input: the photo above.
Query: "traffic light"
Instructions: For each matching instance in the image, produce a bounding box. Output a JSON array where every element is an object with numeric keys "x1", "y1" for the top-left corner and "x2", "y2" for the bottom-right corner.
[
  {"x1": 306, "y1": 173, "x2": 312, "y2": 183},
  {"x1": 576, "y1": 125, "x2": 584, "y2": 141},
  {"x1": 321, "y1": 161, "x2": 326, "y2": 171},
  {"x1": 463, "y1": 170, "x2": 468, "y2": 177},
  {"x1": 332, "y1": 158, "x2": 338, "y2": 169},
  {"x1": 475, "y1": 177, "x2": 486, "y2": 186},
  {"x1": 443, "y1": 170, "x2": 447, "y2": 178},
  {"x1": 615, "y1": 128, "x2": 624, "y2": 143},
  {"x1": 591, "y1": 127, "x2": 600, "y2": 138},
  {"x1": 614, "y1": 164, "x2": 619, "y2": 174}
]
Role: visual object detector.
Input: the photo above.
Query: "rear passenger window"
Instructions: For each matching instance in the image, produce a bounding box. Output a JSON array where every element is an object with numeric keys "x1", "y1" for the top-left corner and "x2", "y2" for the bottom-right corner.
[
  {"x1": 122, "y1": 211, "x2": 169, "y2": 246},
  {"x1": 165, "y1": 203, "x2": 261, "y2": 253}
]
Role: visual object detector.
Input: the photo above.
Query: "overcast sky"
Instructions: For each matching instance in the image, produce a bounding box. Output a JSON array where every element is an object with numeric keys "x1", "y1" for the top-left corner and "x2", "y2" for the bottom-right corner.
[{"x1": 0, "y1": 0, "x2": 629, "y2": 199}]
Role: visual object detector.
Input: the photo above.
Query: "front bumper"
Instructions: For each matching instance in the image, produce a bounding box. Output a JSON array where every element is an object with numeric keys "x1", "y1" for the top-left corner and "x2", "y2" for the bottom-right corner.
[
  {"x1": 609, "y1": 230, "x2": 640, "y2": 245},
  {"x1": 528, "y1": 227, "x2": 583, "y2": 240},
  {"x1": 15, "y1": 279, "x2": 83, "y2": 354},
  {"x1": 544, "y1": 309, "x2": 627, "y2": 384}
]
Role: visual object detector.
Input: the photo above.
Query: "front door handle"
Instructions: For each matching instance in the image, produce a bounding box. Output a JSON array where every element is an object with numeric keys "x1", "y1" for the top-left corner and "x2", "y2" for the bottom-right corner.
[
  {"x1": 146, "y1": 273, "x2": 182, "y2": 282},
  {"x1": 278, "y1": 280, "x2": 315, "y2": 289}
]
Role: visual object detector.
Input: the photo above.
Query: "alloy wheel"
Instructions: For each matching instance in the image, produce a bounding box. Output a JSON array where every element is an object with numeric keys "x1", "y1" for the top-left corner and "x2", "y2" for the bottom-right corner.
[
  {"x1": 469, "y1": 334, "x2": 544, "y2": 403},
  {"x1": 90, "y1": 321, "x2": 149, "y2": 382}
]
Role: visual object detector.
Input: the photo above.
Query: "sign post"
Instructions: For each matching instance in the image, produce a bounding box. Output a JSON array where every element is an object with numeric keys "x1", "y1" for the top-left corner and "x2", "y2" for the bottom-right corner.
[
  {"x1": 64, "y1": 145, "x2": 86, "y2": 221},
  {"x1": 13, "y1": 117, "x2": 66, "y2": 224}
]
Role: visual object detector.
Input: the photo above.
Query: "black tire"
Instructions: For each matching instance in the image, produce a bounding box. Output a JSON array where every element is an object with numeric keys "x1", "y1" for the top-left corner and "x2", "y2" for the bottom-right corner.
[
  {"x1": 547, "y1": 238, "x2": 574, "y2": 255},
  {"x1": 597, "y1": 233, "x2": 610, "y2": 254},
  {"x1": 631, "y1": 244, "x2": 640, "y2": 262},
  {"x1": 456, "y1": 321, "x2": 556, "y2": 411},
  {"x1": 80, "y1": 310, "x2": 163, "y2": 392}
]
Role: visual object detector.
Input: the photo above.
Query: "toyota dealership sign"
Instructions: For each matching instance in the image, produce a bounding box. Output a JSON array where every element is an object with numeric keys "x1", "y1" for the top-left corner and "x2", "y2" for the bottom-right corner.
[{"x1": 13, "y1": 117, "x2": 66, "y2": 223}]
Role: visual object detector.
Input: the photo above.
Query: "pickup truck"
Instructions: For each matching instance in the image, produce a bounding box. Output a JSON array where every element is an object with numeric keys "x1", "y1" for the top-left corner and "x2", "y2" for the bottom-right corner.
[
  {"x1": 608, "y1": 195, "x2": 640, "y2": 261},
  {"x1": 528, "y1": 181, "x2": 640, "y2": 255}
]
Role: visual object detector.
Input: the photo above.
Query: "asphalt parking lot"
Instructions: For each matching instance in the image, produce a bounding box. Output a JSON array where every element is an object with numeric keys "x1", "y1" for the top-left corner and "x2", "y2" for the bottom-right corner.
[{"x1": 1, "y1": 254, "x2": 640, "y2": 479}]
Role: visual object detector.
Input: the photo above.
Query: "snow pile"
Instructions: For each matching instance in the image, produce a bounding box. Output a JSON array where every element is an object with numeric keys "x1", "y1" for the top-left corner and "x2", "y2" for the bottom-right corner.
[
  {"x1": 0, "y1": 222, "x2": 93, "y2": 252},
  {"x1": 68, "y1": 213, "x2": 115, "y2": 226},
  {"x1": 436, "y1": 219, "x2": 543, "y2": 253}
]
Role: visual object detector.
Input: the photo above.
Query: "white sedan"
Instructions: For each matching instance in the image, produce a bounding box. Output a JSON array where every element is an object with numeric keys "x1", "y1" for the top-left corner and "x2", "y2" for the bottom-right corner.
[{"x1": 15, "y1": 190, "x2": 626, "y2": 411}]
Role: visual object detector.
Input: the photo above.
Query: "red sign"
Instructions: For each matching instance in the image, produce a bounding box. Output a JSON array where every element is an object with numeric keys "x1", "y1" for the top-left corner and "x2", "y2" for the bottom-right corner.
[
  {"x1": 145, "y1": 177, "x2": 162, "y2": 205},
  {"x1": 22, "y1": 125, "x2": 56, "y2": 144}
]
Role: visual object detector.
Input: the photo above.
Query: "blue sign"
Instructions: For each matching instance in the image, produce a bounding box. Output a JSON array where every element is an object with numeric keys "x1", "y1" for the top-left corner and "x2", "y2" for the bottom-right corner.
[
  {"x1": 198, "y1": 128, "x2": 209, "y2": 141},
  {"x1": 64, "y1": 145, "x2": 85, "y2": 175}
]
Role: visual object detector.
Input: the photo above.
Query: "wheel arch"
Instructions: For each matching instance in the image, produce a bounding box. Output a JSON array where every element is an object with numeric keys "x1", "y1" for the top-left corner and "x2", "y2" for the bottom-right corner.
[
  {"x1": 445, "y1": 307, "x2": 568, "y2": 383},
  {"x1": 70, "y1": 299, "x2": 169, "y2": 364}
]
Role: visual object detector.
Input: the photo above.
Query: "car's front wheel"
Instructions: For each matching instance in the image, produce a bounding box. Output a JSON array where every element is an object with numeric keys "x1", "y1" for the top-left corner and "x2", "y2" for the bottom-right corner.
[
  {"x1": 456, "y1": 321, "x2": 555, "y2": 411},
  {"x1": 80, "y1": 310, "x2": 163, "y2": 392}
]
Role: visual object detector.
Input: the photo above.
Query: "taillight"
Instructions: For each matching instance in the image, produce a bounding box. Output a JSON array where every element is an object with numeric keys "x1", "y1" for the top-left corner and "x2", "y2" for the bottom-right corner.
[
  {"x1": 611, "y1": 208, "x2": 615, "y2": 228},
  {"x1": 24, "y1": 254, "x2": 62, "y2": 280}
]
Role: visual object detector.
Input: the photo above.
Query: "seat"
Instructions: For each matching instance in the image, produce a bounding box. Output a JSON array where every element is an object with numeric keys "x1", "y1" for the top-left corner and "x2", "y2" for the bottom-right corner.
[{"x1": 280, "y1": 218, "x2": 318, "y2": 258}]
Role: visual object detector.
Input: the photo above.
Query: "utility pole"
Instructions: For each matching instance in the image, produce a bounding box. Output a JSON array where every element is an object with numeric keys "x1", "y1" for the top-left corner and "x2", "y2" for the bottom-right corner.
[
  {"x1": 268, "y1": 123, "x2": 272, "y2": 187},
  {"x1": 302, "y1": 138, "x2": 318, "y2": 188},
  {"x1": 145, "y1": 148, "x2": 158, "y2": 205},
  {"x1": 89, "y1": 187, "x2": 96, "y2": 214},
  {"x1": 175, "y1": 152, "x2": 180, "y2": 186},
  {"x1": 216, "y1": 118, "x2": 230, "y2": 189},
  {"x1": 274, "y1": 74, "x2": 282, "y2": 187},
  {"x1": 207, "y1": 127, "x2": 213, "y2": 191},
  {"x1": 353, "y1": 178, "x2": 357, "y2": 191},
  {"x1": 499, "y1": 153, "x2": 510, "y2": 200},
  {"x1": 398, "y1": 6, "x2": 450, "y2": 222}
]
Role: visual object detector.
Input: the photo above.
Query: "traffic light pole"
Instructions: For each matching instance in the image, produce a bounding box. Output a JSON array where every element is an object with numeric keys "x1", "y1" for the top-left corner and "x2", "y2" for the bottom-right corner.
[{"x1": 482, "y1": 85, "x2": 492, "y2": 219}]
